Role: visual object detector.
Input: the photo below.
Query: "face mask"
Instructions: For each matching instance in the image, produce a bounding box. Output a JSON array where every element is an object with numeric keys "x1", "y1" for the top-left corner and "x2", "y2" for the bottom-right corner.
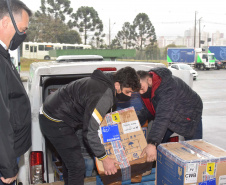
[
  {"x1": 9, "y1": 32, "x2": 27, "y2": 50},
  {"x1": 116, "y1": 92, "x2": 131, "y2": 102},
  {"x1": 6, "y1": 0, "x2": 27, "y2": 51},
  {"x1": 141, "y1": 86, "x2": 152, "y2": 99}
]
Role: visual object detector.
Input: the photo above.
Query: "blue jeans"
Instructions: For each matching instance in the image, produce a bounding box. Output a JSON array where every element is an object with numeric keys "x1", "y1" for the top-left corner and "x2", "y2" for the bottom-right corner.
[
  {"x1": 84, "y1": 157, "x2": 94, "y2": 177},
  {"x1": 162, "y1": 118, "x2": 203, "y2": 143},
  {"x1": 0, "y1": 158, "x2": 20, "y2": 185}
]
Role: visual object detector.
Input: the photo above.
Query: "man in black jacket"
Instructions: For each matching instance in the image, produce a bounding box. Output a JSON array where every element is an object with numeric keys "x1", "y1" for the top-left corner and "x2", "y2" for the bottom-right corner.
[
  {"x1": 39, "y1": 67, "x2": 140, "y2": 185},
  {"x1": 0, "y1": 0, "x2": 32, "y2": 184},
  {"x1": 137, "y1": 67, "x2": 203, "y2": 162}
]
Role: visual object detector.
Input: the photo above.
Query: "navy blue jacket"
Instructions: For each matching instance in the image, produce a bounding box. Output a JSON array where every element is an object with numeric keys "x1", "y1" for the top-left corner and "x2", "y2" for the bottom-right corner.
[{"x1": 138, "y1": 67, "x2": 203, "y2": 145}]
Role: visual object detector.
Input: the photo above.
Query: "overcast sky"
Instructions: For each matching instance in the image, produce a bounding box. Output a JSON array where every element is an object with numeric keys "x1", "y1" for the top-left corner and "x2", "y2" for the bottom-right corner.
[{"x1": 22, "y1": 0, "x2": 226, "y2": 39}]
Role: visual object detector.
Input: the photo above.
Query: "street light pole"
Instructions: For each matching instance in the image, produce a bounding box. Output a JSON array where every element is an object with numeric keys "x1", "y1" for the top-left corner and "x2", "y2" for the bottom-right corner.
[
  {"x1": 194, "y1": 11, "x2": 197, "y2": 48},
  {"x1": 199, "y1": 17, "x2": 202, "y2": 48},
  {"x1": 109, "y1": 19, "x2": 111, "y2": 47}
]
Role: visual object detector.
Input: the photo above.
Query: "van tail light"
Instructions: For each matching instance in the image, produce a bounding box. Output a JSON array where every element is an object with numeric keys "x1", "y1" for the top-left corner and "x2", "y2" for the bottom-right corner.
[
  {"x1": 30, "y1": 151, "x2": 44, "y2": 184},
  {"x1": 97, "y1": 67, "x2": 117, "y2": 71},
  {"x1": 167, "y1": 136, "x2": 179, "y2": 143}
]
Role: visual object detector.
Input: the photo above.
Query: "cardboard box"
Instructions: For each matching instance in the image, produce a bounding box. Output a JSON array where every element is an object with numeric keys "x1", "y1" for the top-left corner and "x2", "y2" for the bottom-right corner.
[
  {"x1": 96, "y1": 107, "x2": 152, "y2": 185},
  {"x1": 157, "y1": 140, "x2": 226, "y2": 185}
]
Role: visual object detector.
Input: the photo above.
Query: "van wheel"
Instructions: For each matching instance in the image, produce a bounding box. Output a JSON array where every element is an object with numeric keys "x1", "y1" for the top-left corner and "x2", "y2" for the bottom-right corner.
[{"x1": 44, "y1": 56, "x2": 50, "y2": 60}]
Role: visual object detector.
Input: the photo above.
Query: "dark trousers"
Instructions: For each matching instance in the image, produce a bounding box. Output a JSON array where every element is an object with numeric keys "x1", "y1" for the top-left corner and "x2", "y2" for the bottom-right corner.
[
  {"x1": 39, "y1": 114, "x2": 85, "y2": 185},
  {"x1": 162, "y1": 118, "x2": 203, "y2": 143}
]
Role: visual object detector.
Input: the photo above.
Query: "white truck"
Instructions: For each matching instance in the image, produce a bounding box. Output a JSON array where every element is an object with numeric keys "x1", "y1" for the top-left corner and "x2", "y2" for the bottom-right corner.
[
  {"x1": 17, "y1": 55, "x2": 192, "y2": 184},
  {"x1": 167, "y1": 47, "x2": 215, "y2": 70}
]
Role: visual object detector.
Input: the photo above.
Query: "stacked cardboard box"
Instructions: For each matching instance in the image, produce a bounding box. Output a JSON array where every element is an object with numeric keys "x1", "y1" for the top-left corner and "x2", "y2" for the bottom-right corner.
[
  {"x1": 95, "y1": 107, "x2": 152, "y2": 185},
  {"x1": 157, "y1": 140, "x2": 226, "y2": 185}
]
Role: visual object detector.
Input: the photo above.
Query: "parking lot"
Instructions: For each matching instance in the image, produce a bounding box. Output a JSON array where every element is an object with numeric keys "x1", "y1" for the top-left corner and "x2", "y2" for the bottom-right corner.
[{"x1": 193, "y1": 69, "x2": 226, "y2": 150}]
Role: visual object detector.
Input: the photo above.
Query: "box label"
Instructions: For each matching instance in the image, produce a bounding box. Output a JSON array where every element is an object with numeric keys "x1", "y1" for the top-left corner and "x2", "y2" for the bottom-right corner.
[
  {"x1": 219, "y1": 175, "x2": 226, "y2": 185},
  {"x1": 122, "y1": 120, "x2": 141, "y2": 134},
  {"x1": 112, "y1": 113, "x2": 120, "y2": 123},
  {"x1": 207, "y1": 162, "x2": 215, "y2": 176},
  {"x1": 102, "y1": 124, "x2": 120, "y2": 143},
  {"x1": 199, "y1": 178, "x2": 216, "y2": 185},
  {"x1": 185, "y1": 163, "x2": 198, "y2": 183}
]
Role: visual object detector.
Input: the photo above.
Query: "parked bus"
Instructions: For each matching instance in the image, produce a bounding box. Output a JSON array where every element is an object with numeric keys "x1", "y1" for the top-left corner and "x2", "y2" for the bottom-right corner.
[{"x1": 22, "y1": 42, "x2": 91, "y2": 60}]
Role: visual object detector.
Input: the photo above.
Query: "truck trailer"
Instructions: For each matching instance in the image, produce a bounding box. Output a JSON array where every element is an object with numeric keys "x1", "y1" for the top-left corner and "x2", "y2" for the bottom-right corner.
[
  {"x1": 208, "y1": 46, "x2": 226, "y2": 68},
  {"x1": 167, "y1": 48, "x2": 215, "y2": 70}
]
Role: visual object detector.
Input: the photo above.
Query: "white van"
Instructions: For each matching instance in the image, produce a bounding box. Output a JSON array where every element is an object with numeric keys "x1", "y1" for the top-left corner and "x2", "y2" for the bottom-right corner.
[{"x1": 17, "y1": 55, "x2": 192, "y2": 184}]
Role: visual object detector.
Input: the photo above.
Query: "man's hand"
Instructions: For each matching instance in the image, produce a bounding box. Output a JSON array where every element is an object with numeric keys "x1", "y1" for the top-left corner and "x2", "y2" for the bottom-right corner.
[
  {"x1": 102, "y1": 156, "x2": 121, "y2": 175},
  {"x1": 1, "y1": 174, "x2": 18, "y2": 184},
  {"x1": 141, "y1": 144, "x2": 157, "y2": 162}
]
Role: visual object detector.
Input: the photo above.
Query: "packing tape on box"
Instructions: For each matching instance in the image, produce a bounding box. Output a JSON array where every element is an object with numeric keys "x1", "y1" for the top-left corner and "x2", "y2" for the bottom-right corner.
[{"x1": 106, "y1": 113, "x2": 131, "y2": 181}]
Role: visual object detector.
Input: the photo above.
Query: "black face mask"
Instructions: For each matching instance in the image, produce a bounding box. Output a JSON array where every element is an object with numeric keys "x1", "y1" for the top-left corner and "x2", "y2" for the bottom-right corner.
[
  {"x1": 141, "y1": 86, "x2": 152, "y2": 99},
  {"x1": 116, "y1": 92, "x2": 131, "y2": 102},
  {"x1": 9, "y1": 32, "x2": 27, "y2": 50},
  {"x1": 6, "y1": 0, "x2": 27, "y2": 51}
]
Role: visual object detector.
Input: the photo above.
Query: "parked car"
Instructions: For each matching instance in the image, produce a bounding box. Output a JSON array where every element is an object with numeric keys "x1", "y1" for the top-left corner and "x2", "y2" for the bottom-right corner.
[
  {"x1": 215, "y1": 60, "x2": 223, "y2": 70},
  {"x1": 168, "y1": 63, "x2": 198, "y2": 80}
]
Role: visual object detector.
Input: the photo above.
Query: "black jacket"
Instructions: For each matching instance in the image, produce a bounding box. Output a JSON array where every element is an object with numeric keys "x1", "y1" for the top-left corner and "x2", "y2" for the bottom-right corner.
[
  {"x1": 43, "y1": 70, "x2": 116, "y2": 158},
  {"x1": 0, "y1": 45, "x2": 31, "y2": 178},
  {"x1": 138, "y1": 67, "x2": 203, "y2": 145}
]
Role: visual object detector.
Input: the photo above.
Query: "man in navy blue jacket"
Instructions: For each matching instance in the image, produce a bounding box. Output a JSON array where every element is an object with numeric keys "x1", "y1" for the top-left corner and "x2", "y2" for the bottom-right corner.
[{"x1": 137, "y1": 67, "x2": 203, "y2": 162}]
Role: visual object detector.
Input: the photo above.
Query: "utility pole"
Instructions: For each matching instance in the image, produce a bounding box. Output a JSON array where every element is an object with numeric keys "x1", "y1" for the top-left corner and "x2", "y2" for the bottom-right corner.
[
  {"x1": 109, "y1": 19, "x2": 115, "y2": 48},
  {"x1": 194, "y1": 11, "x2": 197, "y2": 48},
  {"x1": 109, "y1": 19, "x2": 111, "y2": 47},
  {"x1": 199, "y1": 17, "x2": 202, "y2": 48}
]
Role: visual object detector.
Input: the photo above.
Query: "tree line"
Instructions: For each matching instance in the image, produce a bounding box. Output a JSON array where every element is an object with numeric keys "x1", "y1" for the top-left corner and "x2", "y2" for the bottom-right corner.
[{"x1": 26, "y1": 0, "x2": 171, "y2": 60}]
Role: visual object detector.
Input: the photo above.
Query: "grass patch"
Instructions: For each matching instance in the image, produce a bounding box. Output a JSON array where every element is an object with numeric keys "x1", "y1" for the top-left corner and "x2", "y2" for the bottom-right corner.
[
  {"x1": 20, "y1": 58, "x2": 168, "y2": 71},
  {"x1": 20, "y1": 58, "x2": 48, "y2": 71}
]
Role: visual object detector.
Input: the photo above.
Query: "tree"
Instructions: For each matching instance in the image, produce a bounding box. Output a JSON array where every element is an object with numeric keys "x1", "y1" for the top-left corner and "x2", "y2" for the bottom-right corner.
[
  {"x1": 145, "y1": 43, "x2": 161, "y2": 60},
  {"x1": 112, "y1": 22, "x2": 136, "y2": 49},
  {"x1": 25, "y1": 0, "x2": 81, "y2": 44},
  {"x1": 39, "y1": 0, "x2": 73, "y2": 21},
  {"x1": 57, "y1": 30, "x2": 82, "y2": 44},
  {"x1": 133, "y1": 13, "x2": 156, "y2": 50},
  {"x1": 69, "y1": 6, "x2": 105, "y2": 46},
  {"x1": 26, "y1": 13, "x2": 81, "y2": 44}
]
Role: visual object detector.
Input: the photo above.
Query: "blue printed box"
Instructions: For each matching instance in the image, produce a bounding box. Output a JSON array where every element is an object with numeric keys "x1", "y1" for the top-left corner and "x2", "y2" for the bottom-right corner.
[{"x1": 156, "y1": 140, "x2": 226, "y2": 185}]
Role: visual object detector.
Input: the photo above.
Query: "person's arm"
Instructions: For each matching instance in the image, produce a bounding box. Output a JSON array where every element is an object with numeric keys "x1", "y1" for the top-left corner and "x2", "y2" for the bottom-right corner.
[
  {"x1": 137, "y1": 102, "x2": 154, "y2": 126},
  {"x1": 142, "y1": 87, "x2": 176, "y2": 162},
  {"x1": 147, "y1": 93, "x2": 176, "y2": 145},
  {"x1": 0, "y1": 67, "x2": 18, "y2": 178},
  {"x1": 83, "y1": 88, "x2": 121, "y2": 175}
]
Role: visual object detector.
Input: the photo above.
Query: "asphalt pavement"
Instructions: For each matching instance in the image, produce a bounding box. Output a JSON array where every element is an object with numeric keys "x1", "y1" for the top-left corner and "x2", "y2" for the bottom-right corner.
[{"x1": 193, "y1": 69, "x2": 226, "y2": 150}]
